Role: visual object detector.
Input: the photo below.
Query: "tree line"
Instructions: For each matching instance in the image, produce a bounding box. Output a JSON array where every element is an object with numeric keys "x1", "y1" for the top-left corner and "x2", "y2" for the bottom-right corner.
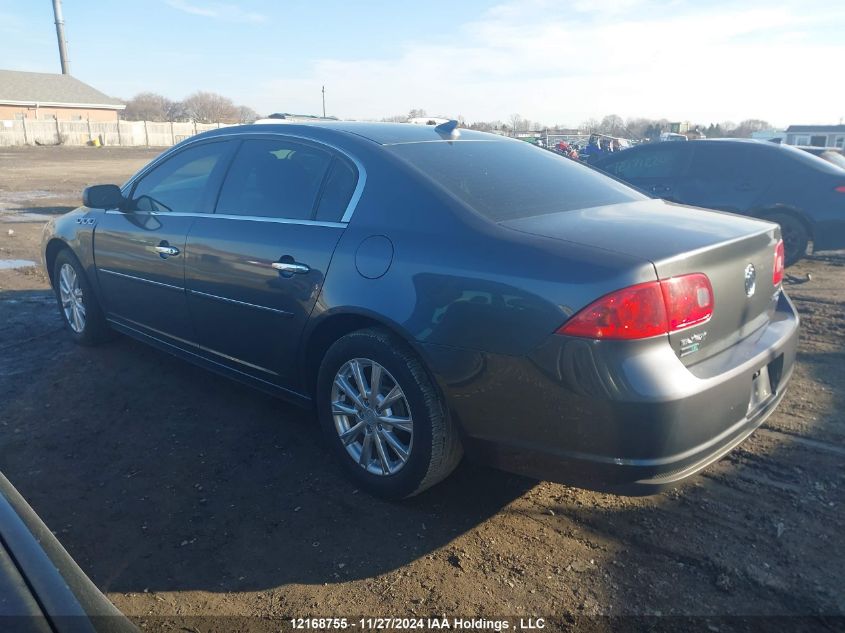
[
  {"x1": 382, "y1": 109, "x2": 773, "y2": 140},
  {"x1": 125, "y1": 97, "x2": 773, "y2": 140},
  {"x1": 122, "y1": 91, "x2": 260, "y2": 124}
]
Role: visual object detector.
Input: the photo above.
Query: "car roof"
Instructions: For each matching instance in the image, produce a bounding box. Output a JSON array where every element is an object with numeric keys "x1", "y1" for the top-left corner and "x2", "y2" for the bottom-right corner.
[{"x1": 202, "y1": 121, "x2": 504, "y2": 146}]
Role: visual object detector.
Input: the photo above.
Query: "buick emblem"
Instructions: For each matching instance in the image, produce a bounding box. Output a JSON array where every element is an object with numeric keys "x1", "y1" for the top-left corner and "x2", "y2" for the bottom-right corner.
[{"x1": 744, "y1": 263, "x2": 756, "y2": 297}]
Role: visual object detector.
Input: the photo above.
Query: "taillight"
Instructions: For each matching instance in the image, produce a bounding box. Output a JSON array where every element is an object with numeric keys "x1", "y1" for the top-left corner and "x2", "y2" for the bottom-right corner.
[
  {"x1": 773, "y1": 239, "x2": 785, "y2": 286},
  {"x1": 835, "y1": 186, "x2": 845, "y2": 193},
  {"x1": 660, "y1": 273, "x2": 714, "y2": 330},
  {"x1": 557, "y1": 273, "x2": 714, "y2": 340}
]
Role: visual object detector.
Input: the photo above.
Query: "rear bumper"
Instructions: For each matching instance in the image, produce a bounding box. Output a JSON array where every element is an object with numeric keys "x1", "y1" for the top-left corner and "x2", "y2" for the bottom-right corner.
[{"x1": 424, "y1": 291, "x2": 799, "y2": 494}]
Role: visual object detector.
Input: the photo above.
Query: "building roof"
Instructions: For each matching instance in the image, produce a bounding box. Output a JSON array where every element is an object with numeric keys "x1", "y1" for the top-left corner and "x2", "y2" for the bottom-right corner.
[
  {"x1": 0, "y1": 69, "x2": 124, "y2": 109},
  {"x1": 786, "y1": 124, "x2": 845, "y2": 134}
]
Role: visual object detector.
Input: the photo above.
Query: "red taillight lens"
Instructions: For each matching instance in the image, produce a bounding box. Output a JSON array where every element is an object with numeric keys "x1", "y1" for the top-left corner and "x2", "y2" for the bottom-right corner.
[
  {"x1": 773, "y1": 239, "x2": 785, "y2": 286},
  {"x1": 557, "y1": 273, "x2": 714, "y2": 340},
  {"x1": 660, "y1": 273, "x2": 714, "y2": 330},
  {"x1": 835, "y1": 186, "x2": 845, "y2": 193}
]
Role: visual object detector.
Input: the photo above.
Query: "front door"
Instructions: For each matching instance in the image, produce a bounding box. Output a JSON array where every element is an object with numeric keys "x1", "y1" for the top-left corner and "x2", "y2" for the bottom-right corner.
[
  {"x1": 94, "y1": 140, "x2": 234, "y2": 345},
  {"x1": 184, "y1": 136, "x2": 359, "y2": 390}
]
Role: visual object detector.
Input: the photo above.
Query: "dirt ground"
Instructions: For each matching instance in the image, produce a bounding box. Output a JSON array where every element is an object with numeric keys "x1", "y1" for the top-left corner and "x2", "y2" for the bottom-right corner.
[{"x1": 1, "y1": 146, "x2": 843, "y2": 630}]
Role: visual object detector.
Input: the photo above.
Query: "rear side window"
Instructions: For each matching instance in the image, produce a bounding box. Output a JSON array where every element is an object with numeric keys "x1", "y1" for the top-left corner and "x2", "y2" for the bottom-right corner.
[
  {"x1": 130, "y1": 141, "x2": 231, "y2": 213},
  {"x1": 217, "y1": 139, "x2": 332, "y2": 220},
  {"x1": 601, "y1": 145, "x2": 688, "y2": 179},
  {"x1": 389, "y1": 140, "x2": 641, "y2": 222},
  {"x1": 315, "y1": 158, "x2": 357, "y2": 222}
]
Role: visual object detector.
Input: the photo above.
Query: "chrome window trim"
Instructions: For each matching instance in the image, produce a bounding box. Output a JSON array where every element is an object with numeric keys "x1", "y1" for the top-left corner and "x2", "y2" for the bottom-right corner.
[
  {"x1": 119, "y1": 131, "x2": 367, "y2": 225},
  {"x1": 187, "y1": 288, "x2": 294, "y2": 317},
  {"x1": 98, "y1": 268, "x2": 182, "y2": 291},
  {"x1": 103, "y1": 209, "x2": 346, "y2": 228}
]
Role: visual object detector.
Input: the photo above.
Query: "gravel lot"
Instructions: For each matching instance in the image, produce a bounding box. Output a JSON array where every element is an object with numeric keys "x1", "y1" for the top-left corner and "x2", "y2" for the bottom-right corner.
[{"x1": 1, "y1": 146, "x2": 843, "y2": 630}]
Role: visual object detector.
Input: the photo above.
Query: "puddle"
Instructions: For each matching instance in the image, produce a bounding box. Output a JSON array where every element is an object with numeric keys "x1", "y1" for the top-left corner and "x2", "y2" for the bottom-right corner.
[{"x1": 0, "y1": 259, "x2": 37, "y2": 270}]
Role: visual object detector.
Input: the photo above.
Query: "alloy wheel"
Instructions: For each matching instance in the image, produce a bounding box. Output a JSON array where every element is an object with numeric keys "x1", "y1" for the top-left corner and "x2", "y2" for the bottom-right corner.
[
  {"x1": 331, "y1": 358, "x2": 414, "y2": 476},
  {"x1": 59, "y1": 263, "x2": 86, "y2": 333}
]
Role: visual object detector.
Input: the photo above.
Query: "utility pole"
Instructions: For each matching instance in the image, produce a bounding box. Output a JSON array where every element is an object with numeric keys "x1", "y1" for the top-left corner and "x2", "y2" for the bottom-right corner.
[
  {"x1": 52, "y1": 0, "x2": 71, "y2": 75},
  {"x1": 322, "y1": 85, "x2": 326, "y2": 118}
]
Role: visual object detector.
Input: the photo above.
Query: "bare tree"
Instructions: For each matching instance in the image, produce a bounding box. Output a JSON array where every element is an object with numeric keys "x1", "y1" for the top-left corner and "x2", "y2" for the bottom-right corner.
[
  {"x1": 236, "y1": 105, "x2": 260, "y2": 124},
  {"x1": 599, "y1": 114, "x2": 626, "y2": 137},
  {"x1": 580, "y1": 118, "x2": 600, "y2": 133},
  {"x1": 508, "y1": 113, "x2": 529, "y2": 134},
  {"x1": 381, "y1": 114, "x2": 408, "y2": 123},
  {"x1": 182, "y1": 91, "x2": 238, "y2": 123},
  {"x1": 728, "y1": 119, "x2": 771, "y2": 138},
  {"x1": 408, "y1": 108, "x2": 427, "y2": 120},
  {"x1": 123, "y1": 92, "x2": 174, "y2": 121}
]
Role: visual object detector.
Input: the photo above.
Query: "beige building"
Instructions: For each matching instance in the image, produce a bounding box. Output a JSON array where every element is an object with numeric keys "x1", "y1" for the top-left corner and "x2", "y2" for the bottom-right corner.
[{"x1": 0, "y1": 69, "x2": 124, "y2": 122}]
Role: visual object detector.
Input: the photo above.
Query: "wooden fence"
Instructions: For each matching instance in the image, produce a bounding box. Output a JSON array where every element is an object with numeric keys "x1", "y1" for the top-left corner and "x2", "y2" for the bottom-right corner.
[{"x1": 0, "y1": 119, "x2": 235, "y2": 147}]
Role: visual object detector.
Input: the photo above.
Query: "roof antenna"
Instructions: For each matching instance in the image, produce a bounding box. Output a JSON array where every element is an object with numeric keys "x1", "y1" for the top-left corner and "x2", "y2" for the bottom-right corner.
[{"x1": 435, "y1": 119, "x2": 460, "y2": 138}]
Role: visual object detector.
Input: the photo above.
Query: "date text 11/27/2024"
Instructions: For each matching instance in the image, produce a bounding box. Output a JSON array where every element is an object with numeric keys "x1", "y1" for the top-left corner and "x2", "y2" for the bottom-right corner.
[{"x1": 290, "y1": 617, "x2": 547, "y2": 630}]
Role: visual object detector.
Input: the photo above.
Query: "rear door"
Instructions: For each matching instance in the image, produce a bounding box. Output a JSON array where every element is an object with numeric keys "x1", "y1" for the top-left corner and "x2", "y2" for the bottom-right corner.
[
  {"x1": 596, "y1": 143, "x2": 691, "y2": 201},
  {"x1": 675, "y1": 143, "x2": 773, "y2": 214},
  {"x1": 184, "y1": 136, "x2": 359, "y2": 390},
  {"x1": 94, "y1": 140, "x2": 234, "y2": 344}
]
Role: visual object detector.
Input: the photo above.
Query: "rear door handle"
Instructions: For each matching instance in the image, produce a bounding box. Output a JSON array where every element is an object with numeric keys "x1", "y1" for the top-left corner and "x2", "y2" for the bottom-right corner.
[
  {"x1": 271, "y1": 261, "x2": 310, "y2": 274},
  {"x1": 154, "y1": 244, "x2": 180, "y2": 257}
]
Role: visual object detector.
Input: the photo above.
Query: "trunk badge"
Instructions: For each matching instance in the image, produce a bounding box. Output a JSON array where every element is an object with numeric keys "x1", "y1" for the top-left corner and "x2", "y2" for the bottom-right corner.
[{"x1": 744, "y1": 263, "x2": 756, "y2": 297}]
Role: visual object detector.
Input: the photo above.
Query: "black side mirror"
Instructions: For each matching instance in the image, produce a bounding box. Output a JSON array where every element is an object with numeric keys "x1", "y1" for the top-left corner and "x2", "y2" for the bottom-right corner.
[{"x1": 82, "y1": 184, "x2": 125, "y2": 210}]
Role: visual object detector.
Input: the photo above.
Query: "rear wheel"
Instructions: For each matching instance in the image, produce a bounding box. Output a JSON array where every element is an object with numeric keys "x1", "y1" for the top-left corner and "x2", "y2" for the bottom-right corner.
[
  {"x1": 766, "y1": 212, "x2": 808, "y2": 266},
  {"x1": 53, "y1": 250, "x2": 109, "y2": 345},
  {"x1": 316, "y1": 328, "x2": 462, "y2": 499}
]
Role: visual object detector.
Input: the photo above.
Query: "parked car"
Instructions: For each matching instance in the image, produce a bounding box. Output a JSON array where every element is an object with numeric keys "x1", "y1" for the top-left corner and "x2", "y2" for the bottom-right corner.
[
  {"x1": 592, "y1": 139, "x2": 845, "y2": 264},
  {"x1": 0, "y1": 472, "x2": 135, "y2": 633},
  {"x1": 42, "y1": 123, "x2": 798, "y2": 498},
  {"x1": 794, "y1": 146, "x2": 845, "y2": 170}
]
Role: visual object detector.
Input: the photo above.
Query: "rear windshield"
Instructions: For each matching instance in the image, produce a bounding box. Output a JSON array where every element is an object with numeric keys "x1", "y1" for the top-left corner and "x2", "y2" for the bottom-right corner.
[
  {"x1": 388, "y1": 139, "x2": 643, "y2": 221},
  {"x1": 779, "y1": 144, "x2": 845, "y2": 175}
]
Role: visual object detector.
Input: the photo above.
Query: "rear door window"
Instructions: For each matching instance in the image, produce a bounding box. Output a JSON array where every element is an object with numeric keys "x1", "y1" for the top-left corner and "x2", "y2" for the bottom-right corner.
[
  {"x1": 216, "y1": 139, "x2": 333, "y2": 220},
  {"x1": 687, "y1": 144, "x2": 760, "y2": 182},
  {"x1": 314, "y1": 158, "x2": 358, "y2": 222}
]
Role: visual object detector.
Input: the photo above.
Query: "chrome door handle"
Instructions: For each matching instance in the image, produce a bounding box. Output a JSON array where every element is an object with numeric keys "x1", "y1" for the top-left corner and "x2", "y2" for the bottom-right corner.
[
  {"x1": 154, "y1": 245, "x2": 180, "y2": 257},
  {"x1": 271, "y1": 261, "x2": 310, "y2": 274}
]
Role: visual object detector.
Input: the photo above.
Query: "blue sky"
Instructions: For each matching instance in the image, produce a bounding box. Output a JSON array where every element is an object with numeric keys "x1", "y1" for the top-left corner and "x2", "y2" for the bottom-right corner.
[{"x1": 1, "y1": 0, "x2": 843, "y2": 126}]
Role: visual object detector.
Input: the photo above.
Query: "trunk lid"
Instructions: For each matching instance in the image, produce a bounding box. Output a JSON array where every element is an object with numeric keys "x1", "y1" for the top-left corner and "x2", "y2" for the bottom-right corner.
[{"x1": 502, "y1": 199, "x2": 782, "y2": 365}]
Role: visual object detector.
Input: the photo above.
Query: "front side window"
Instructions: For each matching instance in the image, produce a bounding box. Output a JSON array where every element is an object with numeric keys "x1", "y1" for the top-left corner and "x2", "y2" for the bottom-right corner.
[
  {"x1": 130, "y1": 141, "x2": 231, "y2": 213},
  {"x1": 216, "y1": 139, "x2": 333, "y2": 220},
  {"x1": 601, "y1": 145, "x2": 688, "y2": 180}
]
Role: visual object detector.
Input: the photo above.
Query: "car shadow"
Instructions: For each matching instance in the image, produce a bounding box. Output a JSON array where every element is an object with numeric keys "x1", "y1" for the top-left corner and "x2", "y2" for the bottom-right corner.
[{"x1": 0, "y1": 288, "x2": 535, "y2": 594}]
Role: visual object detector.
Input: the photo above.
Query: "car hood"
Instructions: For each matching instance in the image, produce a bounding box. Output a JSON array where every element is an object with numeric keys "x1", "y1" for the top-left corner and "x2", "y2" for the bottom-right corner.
[{"x1": 499, "y1": 199, "x2": 775, "y2": 264}]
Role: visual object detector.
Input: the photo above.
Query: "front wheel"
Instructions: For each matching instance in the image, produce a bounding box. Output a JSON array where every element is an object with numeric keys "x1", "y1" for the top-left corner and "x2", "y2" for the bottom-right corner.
[
  {"x1": 316, "y1": 328, "x2": 462, "y2": 499},
  {"x1": 53, "y1": 250, "x2": 109, "y2": 345}
]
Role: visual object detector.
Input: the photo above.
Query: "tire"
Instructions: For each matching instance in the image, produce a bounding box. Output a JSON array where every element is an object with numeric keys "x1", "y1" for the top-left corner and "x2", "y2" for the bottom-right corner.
[
  {"x1": 316, "y1": 328, "x2": 463, "y2": 499},
  {"x1": 53, "y1": 249, "x2": 109, "y2": 345},
  {"x1": 766, "y1": 212, "x2": 808, "y2": 266}
]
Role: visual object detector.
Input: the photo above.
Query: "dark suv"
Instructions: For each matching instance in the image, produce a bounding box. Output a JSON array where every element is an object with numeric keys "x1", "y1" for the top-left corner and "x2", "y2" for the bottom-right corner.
[{"x1": 593, "y1": 139, "x2": 845, "y2": 264}]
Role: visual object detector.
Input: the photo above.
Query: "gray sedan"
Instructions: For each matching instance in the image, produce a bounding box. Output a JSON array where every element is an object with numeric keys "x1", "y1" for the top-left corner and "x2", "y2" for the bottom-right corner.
[{"x1": 41, "y1": 122, "x2": 798, "y2": 498}]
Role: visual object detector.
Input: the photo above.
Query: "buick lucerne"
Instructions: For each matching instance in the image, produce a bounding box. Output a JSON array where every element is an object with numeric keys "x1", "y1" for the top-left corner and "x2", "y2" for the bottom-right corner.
[{"x1": 42, "y1": 122, "x2": 799, "y2": 498}]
